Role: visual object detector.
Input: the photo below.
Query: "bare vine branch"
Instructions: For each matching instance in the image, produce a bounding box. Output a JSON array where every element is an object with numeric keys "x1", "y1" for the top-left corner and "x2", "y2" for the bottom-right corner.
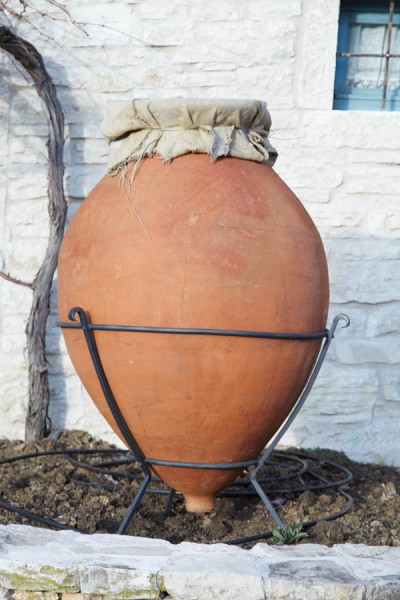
[
  {"x1": 0, "y1": 270, "x2": 33, "y2": 288},
  {"x1": 1, "y1": 0, "x2": 85, "y2": 31},
  {"x1": 1, "y1": 0, "x2": 156, "y2": 47},
  {"x1": 0, "y1": 1, "x2": 56, "y2": 41},
  {"x1": 0, "y1": 25, "x2": 68, "y2": 440},
  {"x1": 39, "y1": 0, "x2": 88, "y2": 34}
]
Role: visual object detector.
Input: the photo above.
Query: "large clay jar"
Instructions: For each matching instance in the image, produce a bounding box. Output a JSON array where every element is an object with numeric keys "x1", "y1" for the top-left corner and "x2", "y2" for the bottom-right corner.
[{"x1": 58, "y1": 99, "x2": 329, "y2": 512}]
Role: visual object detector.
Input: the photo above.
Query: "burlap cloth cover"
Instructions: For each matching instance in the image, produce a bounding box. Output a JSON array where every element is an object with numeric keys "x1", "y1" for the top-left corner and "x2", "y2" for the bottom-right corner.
[{"x1": 101, "y1": 98, "x2": 278, "y2": 175}]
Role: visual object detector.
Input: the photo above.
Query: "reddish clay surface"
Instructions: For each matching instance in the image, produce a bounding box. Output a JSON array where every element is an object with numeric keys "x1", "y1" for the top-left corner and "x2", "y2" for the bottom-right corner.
[{"x1": 58, "y1": 155, "x2": 329, "y2": 512}]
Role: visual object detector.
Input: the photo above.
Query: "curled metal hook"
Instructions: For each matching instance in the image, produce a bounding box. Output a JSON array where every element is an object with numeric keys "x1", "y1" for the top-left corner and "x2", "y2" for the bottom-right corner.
[
  {"x1": 68, "y1": 306, "x2": 86, "y2": 323},
  {"x1": 336, "y1": 313, "x2": 351, "y2": 328},
  {"x1": 328, "y1": 314, "x2": 350, "y2": 341}
]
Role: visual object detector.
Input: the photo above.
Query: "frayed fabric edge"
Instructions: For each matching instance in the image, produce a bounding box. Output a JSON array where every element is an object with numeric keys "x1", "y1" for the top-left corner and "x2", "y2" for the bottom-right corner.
[{"x1": 108, "y1": 134, "x2": 278, "y2": 177}]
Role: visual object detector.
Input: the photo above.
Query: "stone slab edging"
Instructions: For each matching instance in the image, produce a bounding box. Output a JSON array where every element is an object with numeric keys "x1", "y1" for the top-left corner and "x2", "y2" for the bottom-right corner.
[{"x1": 1, "y1": 525, "x2": 400, "y2": 600}]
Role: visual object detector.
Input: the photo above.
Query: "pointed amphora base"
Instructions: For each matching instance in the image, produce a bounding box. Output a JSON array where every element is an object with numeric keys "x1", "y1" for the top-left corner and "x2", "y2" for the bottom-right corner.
[{"x1": 184, "y1": 493, "x2": 215, "y2": 513}]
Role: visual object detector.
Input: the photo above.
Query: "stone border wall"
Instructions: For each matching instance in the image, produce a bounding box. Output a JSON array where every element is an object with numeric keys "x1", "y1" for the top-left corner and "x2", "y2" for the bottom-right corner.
[{"x1": 1, "y1": 525, "x2": 400, "y2": 600}]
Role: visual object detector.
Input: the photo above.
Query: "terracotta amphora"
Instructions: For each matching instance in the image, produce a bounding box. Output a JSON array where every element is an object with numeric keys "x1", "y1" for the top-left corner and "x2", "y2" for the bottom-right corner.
[{"x1": 58, "y1": 99, "x2": 329, "y2": 512}]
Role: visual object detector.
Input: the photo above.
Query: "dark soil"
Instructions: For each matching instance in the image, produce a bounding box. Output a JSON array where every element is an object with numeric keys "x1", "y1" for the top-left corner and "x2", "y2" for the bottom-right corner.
[{"x1": 1, "y1": 430, "x2": 399, "y2": 547}]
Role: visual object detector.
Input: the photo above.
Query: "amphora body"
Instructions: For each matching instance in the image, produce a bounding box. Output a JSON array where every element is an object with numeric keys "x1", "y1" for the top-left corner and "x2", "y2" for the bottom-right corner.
[{"x1": 58, "y1": 99, "x2": 329, "y2": 512}]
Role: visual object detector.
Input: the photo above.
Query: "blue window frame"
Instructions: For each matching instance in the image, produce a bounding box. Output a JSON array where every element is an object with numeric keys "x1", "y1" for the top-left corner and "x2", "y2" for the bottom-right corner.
[{"x1": 334, "y1": 0, "x2": 400, "y2": 110}]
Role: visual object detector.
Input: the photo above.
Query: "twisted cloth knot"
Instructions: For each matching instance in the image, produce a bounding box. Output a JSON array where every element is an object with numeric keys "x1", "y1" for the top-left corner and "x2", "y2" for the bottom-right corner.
[{"x1": 101, "y1": 98, "x2": 278, "y2": 175}]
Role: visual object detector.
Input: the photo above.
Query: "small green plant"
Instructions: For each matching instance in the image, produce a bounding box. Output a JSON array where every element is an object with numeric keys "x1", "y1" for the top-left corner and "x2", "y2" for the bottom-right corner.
[{"x1": 271, "y1": 522, "x2": 308, "y2": 545}]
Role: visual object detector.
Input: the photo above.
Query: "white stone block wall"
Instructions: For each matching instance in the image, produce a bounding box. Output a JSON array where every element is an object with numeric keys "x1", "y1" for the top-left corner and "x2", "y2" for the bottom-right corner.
[
  {"x1": 1, "y1": 524, "x2": 400, "y2": 599},
  {"x1": 0, "y1": 0, "x2": 399, "y2": 464}
]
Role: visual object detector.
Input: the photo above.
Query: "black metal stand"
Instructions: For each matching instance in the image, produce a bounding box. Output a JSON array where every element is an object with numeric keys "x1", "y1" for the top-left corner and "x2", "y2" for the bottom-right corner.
[{"x1": 58, "y1": 308, "x2": 350, "y2": 534}]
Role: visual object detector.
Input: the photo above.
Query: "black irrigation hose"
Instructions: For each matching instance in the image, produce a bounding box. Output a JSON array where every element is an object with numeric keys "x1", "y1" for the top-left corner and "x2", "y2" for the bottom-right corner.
[
  {"x1": 66, "y1": 455, "x2": 143, "y2": 482},
  {"x1": 224, "y1": 491, "x2": 355, "y2": 546},
  {"x1": 0, "y1": 447, "x2": 130, "y2": 465},
  {"x1": 0, "y1": 498, "x2": 86, "y2": 534},
  {"x1": 0, "y1": 447, "x2": 354, "y2": 545}
]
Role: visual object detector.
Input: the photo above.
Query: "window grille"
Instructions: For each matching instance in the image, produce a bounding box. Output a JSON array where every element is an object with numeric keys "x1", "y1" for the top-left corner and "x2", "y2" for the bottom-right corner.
[{"x1": 334, "y1": 0, "x2": 400, "y2": 110}]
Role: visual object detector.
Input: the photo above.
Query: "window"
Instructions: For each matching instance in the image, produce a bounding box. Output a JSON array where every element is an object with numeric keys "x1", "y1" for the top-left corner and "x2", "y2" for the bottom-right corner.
[{"x1": 334, "y1": 0, "x2": 400, "y2": 110}]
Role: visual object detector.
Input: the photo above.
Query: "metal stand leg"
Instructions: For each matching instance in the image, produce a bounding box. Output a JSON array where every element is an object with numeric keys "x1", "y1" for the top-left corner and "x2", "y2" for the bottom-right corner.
[
  {"x1": 165, "y1": 489, "x2": 176, "y2": 517},
  {"x1": 117, "y1": 474, "x2": 152, "y2": 534},
  {"x1": 69, "y1": 307, "x2": 153, "y2": 534},
  {"x1": 249, "y1": 314, "x2": 350, "y2": 528}
]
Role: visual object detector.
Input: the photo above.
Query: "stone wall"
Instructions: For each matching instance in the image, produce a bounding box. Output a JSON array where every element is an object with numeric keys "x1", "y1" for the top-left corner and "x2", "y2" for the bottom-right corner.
[
  {"x1": 0, "y1": 0, "x2": 399, "y2": 464},
  {"x1": 1, "y1": 524, "x2": 400, "y2": 600}
]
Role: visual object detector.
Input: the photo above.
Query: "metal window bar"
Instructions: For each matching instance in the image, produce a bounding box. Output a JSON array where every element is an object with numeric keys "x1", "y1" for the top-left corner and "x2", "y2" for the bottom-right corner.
[{"x1": 336, "y1": 0, "x2": 399, "y2": 110}]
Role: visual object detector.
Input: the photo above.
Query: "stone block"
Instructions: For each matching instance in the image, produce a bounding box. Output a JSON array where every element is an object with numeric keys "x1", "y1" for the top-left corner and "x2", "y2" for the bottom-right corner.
[
  {"x1": 65, "y1": 4, "x2": 140, "y2": 45},
  {"x1": 302, "y1": 365, "x2": 378, "y2": 424},
  {"x1": 0, "y1": 328, "x2": 26, "y2": 356},
  {"x1": 265, "y1": 559, "x2": 364, "y2": 600},
  {"x1": 190, "y1": 1, "x2": 246, "y2": 21},
  {"x1": 247, "y1": 0, "x2": 302, "y2": 18},
  {"x1": 64, "y1": 165, "x2": 106, "y2": 198},
  {"x1": 79, "y1": 566, "x2": 159, "y2": 599},
  {"x1": 160, "y1": 545, "x2": 266, "y2": 600},
  {"x1": 382, "y1": 368, "x2": 400, "y2": 403},
  {"x1": 0, "y1": 280, "x2": 32, "y2": 315},
  {"x1": 170, "y1": 41, "x2": 234, "y2": 65},
  {"x1": 192, "y1": 20, "x2": 245, "y2": 42},
  {"x1": 12, "y1": 593, "x2": 45, "y2": 600},
  {"x1": 142, "y1": 20, "x2": 194, "y2": 46},
  {"x1": 344, "y1": 176, "x2": 400, "y2": 197},
  {"x1": 178, "y1": 69, "x2": 236, "y2": 87},
  {"x1": 345, "y1": 147, "x2": 400, "y2": 164},
  {"x1": 336, "y1": 339, "x2": 400, "y2": 365},
  {"x1": 79, "y1": 47, "x2": 144, "y2": 70},
  {"x1": 268, "y1": 109, "x2": 301, "y2": 132},
  {"x1": 8, "y1": 136, "x2": 47, "y2": 165},
  {"x1": 326, "y1": 235, "x2": 400, "y2": 262},
  {"x1": 67, "y1": 124, "x2": 104, "y2": 140},
  {"x1": 298, "y1": 1, "x2": 340, "y2": 110},
  {"x1": 92, "y1": 74, "x2": 133, "y2": 94},
  {"x1": 138, "y1": 0, "x2": 250, "y2": 21},
  {"x1": 301, "y1": 111, "x2": 400, "y2": 151},
  {"x1": 7, "y1": 199, "x2": 48, "y2": 228},
  {"x1": 7, "y1": 169, "x2": 47, "y2": 202},
  {"x1": 364, "y1": 583, "x2": 400, "y2": 599},
  {"x1": 12, "y1": 120, "x2": 54, "y2": 138},
  {"x1": 282, "y1": 419, "x2": 400, "y2": 472},
  {"x1": 277, "y1": 161, "x2": 343, "y2": 192},
  {"x1": 332, "y1": 545, "x2": 400, "y2": 586},
  {"x1": 297, "y1": 188, "x2": 331, "y2": 204},
  {"x1": 254, "y1": 544, "x2": 400, "y2": 597},
  {"x1": 251, "y1": 543, "x2": 335, "y2": 559},
  {"x1": 239, "y1": 59, "x2": 293, "y2": 84},
  {"x1": 64, "y1": 529, "x2": 173, "y2": 559},
  {"x1": 0, "y1": 562, "x2": 79, "y2": 593},
  {"x1": 329, "y1": 259, "x2": 400, "y2": 304},
  {"x1": 237, "y1": 64, "x2": 294, "y2": 106},
  {"x1": 338, "y1": 195, "x2": 400, "y2": 237},
  {"x1": 324, "y1": 191, "x2": 400, "y2": 235},
  {"x1": 366, "y1": 306, "x2": 400, "y2": 338},
  {"x1": 366, "y1": 198, "x2": 400, "y2": 235},
  {"x1": 9, "y1": 93, "x2": 46, "y2": 128},
  {"x1": 67, "y1": 138, "x2": 108, "y2": 166},
  {"x1": 4, "y1": 239, "x2": 48, "y2": 280}
]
